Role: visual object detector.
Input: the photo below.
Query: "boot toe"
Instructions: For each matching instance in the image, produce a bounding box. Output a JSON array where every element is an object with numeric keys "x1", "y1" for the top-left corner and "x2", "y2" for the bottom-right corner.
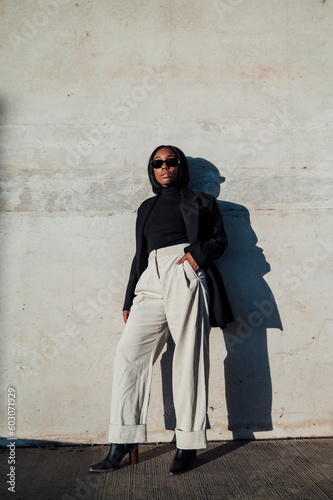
[
  {"x1": 169, "y1": 449, "x2": 197, "y2": 475},
  {"x1": 89, "y1": 459, "x2": 120, "y2": 472}
]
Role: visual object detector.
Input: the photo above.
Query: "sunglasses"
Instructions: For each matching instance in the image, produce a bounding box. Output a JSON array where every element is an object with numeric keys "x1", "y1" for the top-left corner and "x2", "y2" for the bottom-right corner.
[{"x1": 151, "y1": 157, "x2": 179, "y2": 169}]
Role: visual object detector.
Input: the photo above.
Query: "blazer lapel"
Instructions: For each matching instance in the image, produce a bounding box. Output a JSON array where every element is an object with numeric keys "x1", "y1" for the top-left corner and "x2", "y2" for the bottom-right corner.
[
  {"x1": 136, "y1": 189, "x2": 199, "y2": 268},
  {"x1": 136, "y1": 194, "x2": 160, "y2": 271},
  {"x1": 137, "y1": 195, "x2": 160, "y2": 234},
  {"x1": 181, "y1": 189, "x2": 199, "y2": 244}
]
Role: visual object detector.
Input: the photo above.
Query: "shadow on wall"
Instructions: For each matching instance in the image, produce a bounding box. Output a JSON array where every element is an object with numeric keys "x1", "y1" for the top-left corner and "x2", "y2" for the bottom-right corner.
[{"x1": 160, "y1": 156, "x2": 283, "y2": 440}]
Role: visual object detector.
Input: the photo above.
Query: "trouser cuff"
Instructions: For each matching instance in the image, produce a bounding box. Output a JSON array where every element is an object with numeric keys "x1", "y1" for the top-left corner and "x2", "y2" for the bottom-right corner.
[
  {"x1": 108, "y1": 424, "x2": 147, "y2": 444},
  {"x1": 175, "y1": 428, "x2": 207, "y2": 449}
]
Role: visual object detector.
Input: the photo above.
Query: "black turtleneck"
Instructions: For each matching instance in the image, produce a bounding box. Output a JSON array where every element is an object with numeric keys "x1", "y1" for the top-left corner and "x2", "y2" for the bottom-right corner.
[{"x1": 144, "y1": 187, "x2": 188, "y2": 253}]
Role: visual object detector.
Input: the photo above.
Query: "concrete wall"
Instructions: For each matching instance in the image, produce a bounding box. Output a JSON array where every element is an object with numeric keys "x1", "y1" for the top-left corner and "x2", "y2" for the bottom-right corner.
[{"x1": 1, "y1": 0, "x2": 332, "y2": 444}]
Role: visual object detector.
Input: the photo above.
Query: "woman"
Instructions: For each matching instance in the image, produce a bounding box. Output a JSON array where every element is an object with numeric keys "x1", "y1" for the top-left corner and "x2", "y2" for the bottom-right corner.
[{"x1": 90, "y1": 145, "x2": 234, "y2": 475}]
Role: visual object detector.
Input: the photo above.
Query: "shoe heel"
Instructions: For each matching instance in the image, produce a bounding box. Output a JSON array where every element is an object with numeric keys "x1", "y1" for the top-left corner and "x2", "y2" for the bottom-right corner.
[{"x1": 129, "y1": 447, "x2": 139, "y2": 465}]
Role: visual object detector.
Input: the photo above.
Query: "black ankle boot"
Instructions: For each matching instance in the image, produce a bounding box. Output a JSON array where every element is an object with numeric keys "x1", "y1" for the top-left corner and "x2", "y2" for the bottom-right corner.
[
  {"x1": 169, "y1": 449, "x2": 197, "y2": 475},
  {"x1": 89, "y1": 443, "x2": 138, "y2": 472}
]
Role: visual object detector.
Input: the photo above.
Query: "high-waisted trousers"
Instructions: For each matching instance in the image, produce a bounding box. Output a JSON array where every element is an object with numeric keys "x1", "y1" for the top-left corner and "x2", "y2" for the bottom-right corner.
[{"x1": 108, "y1": 243, "x2": 210, "y2": 449}]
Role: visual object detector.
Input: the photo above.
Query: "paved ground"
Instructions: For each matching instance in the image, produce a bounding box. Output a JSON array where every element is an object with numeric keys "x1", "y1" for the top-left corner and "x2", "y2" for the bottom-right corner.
[{"x1": 0, "y1": 438, "x2": 332, "y2": 499}]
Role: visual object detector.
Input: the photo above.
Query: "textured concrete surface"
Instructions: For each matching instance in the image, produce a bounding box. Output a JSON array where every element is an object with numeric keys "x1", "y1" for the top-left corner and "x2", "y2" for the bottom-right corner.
[
  {"x1": 0, "y1": 0, "x2": 333, "y2": 444},
  {"x1": 0, "y1": 439, "x2": 333, "y2": 499}
]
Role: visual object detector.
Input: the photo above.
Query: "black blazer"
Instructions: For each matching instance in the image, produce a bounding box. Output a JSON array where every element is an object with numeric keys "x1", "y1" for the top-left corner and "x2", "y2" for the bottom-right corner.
[{"x1": 123, "y1": 188, "x2": 234, "y2": 329}]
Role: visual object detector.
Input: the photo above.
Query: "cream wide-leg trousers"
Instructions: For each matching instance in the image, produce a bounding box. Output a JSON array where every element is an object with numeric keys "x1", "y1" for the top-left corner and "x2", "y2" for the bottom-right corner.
[{"x1": 108, "y1": 243, "x2": 210, "y2": 450}]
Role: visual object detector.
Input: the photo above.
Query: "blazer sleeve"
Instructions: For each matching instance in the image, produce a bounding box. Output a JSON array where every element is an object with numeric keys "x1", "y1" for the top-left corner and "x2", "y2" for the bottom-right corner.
[
  {"x1": 122, "y1": 253, "x2": 138, "y2": 311},
  {"x1": 122, "y1": 201, "x2": 148, "y2": 311},
  {"x1": 185, "y1": 195, "x2": 228, "y2": 268}
]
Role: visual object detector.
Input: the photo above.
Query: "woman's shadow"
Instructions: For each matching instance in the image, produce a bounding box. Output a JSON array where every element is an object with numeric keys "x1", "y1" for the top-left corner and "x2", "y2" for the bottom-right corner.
[{"x1": 160, "y1": 156, "x2": 283, "y2": 442}]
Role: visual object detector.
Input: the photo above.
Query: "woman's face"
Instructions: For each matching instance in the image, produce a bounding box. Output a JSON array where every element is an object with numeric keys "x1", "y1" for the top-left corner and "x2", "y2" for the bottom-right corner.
[{"x1": 152, "y1": 148, "x2": 179, "y2": 188}]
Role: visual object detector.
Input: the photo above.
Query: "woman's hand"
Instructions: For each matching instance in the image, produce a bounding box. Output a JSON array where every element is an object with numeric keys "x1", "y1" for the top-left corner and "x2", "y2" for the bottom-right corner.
[
  {"x1": 123, "y1": 310, "x2": 130, "y2": 323},
  {"x1": 176, "y1": 252, "x2": 199, "y2": 272}
]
